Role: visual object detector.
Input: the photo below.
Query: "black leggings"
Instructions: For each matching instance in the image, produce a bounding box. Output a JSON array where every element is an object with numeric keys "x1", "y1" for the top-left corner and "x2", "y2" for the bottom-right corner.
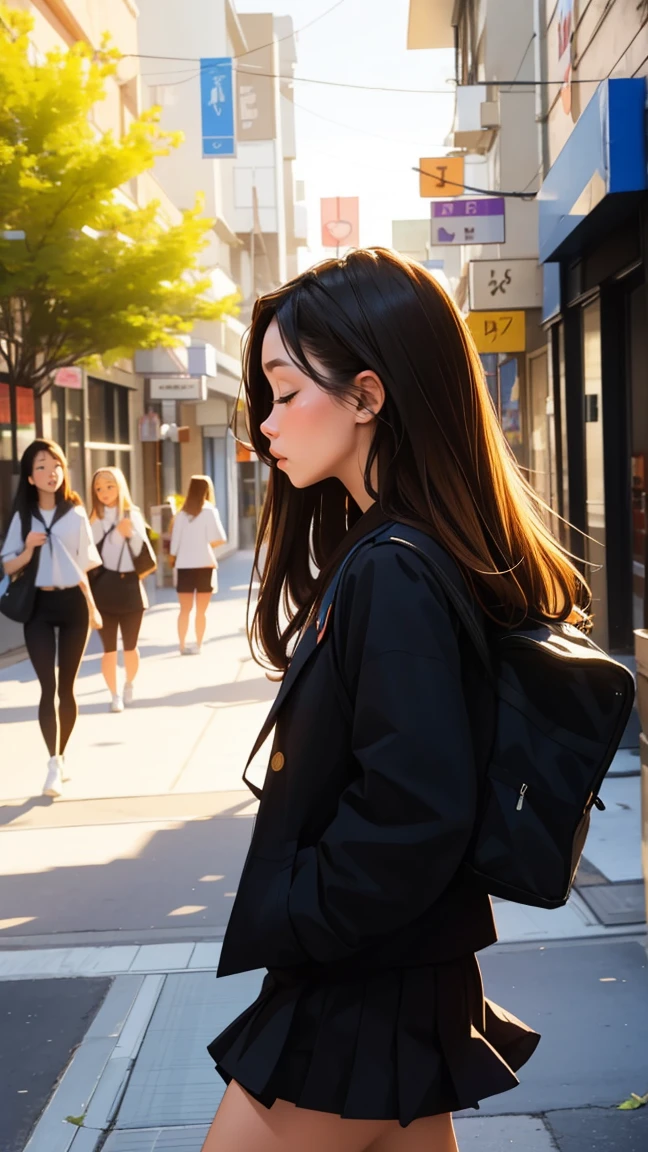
[{"x1": 24, "y1": 587, "x2": 89, "y2": 757}]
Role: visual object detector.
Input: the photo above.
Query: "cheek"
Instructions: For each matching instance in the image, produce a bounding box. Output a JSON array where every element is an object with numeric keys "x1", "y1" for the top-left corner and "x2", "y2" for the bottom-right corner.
[{"x1": 291, "y1": 392, "x2": 354, "y2": 450}]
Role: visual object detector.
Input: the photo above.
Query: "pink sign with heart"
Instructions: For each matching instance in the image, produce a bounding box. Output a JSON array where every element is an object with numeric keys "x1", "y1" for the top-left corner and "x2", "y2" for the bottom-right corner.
[{"x1": 321, "y1": 197, "x2": 360, "y2": 249}]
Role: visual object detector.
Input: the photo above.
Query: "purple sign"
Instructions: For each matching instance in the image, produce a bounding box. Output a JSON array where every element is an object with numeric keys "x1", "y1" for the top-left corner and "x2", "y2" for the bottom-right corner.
[{"x1": 431, "y1": 197, "x2": 505, "y2": 245}]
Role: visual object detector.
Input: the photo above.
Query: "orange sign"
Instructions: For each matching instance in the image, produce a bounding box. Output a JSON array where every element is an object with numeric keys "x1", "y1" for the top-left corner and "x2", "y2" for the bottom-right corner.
[
  {"x1": 321, "y1": 197, "x2": 360, "y2": 249},
  {"x1": 419, "y1": 157, "x2": 465, "y2": 198}
]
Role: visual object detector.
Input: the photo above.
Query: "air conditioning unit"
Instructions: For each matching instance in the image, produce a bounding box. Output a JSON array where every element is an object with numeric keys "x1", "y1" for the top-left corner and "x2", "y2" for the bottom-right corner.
[{"x1": 480, "y1": 101, "x2": 500, "y2": 129}]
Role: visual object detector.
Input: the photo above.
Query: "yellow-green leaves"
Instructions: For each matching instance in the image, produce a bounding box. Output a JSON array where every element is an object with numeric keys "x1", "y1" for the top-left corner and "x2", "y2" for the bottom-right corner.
[
  {"x1": 0, "y1": 3, "x2": 238, "y2": 394},
  {"x1": 617, "y1": 1091, "x2": 648, "y2": 1111}
]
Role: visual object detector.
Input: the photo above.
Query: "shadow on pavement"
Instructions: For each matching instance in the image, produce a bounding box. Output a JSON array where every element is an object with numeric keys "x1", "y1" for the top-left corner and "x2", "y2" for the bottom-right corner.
[
  {"x1": 0, "y1": 802, "x2": 255, "y2": 938},
  {"x1": 0, "y1": 796, "x2": 55, "y2": 828}
]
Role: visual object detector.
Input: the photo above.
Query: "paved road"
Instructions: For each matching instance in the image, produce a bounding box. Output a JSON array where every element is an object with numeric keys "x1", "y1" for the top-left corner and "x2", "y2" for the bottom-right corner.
[{"x1": 0, "y1": 977, "x2": 110, "y2": 1152}]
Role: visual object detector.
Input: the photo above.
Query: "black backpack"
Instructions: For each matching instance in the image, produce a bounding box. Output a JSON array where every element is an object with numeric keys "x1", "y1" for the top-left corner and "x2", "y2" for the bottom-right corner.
[{"x1": 317, "y1": 523, "x2": 636, "y2": 910}]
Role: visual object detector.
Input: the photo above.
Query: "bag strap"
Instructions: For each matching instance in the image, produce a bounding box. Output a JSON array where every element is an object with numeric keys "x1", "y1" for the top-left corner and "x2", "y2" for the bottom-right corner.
[
  {"x1": 316, "y1": 524, "x2": 493, "y2": 677},
  {"x1": 33, "y1": 500, "x2": 72, "y2": 555}
]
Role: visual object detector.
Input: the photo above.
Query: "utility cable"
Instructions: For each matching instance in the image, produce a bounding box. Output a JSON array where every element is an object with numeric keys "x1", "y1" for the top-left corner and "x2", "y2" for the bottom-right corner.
[
  {"x1": 233, "y1": 0, "x2": 346, "y2": 60},
  {"x1": 413, "y1": 165, "x2": 537, "y2": 201},
  {"x1": 128, "y1": 54, "x2": 615, "y2": 94}
]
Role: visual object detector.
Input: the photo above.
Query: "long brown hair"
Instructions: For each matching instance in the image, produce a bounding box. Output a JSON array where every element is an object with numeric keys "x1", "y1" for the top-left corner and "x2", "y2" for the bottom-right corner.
[
  {"x1": 182, "y1": 475, "x2": 215, "y2": 518},
  {"x1": 89, "y1": 467, "x2": 134, "y2": 522},
  {"x1": 243, "y1": 248, "x2": 590, "y2": 672}
]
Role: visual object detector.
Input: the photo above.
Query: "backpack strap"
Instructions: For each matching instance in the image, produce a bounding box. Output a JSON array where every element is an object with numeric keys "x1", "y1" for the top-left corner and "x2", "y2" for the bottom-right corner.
[{"x1": 316, "y1": 524, "x2": 494, "y2": 677}]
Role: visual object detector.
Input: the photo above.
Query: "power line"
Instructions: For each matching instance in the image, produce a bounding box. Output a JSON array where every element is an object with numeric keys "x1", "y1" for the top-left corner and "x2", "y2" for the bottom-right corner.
[
  {"x1": 141, "y1": 1, "x2": 349, "y2": 88},
  {"x1": 502, "y1": 32, "x2": 536, "y2": 92},
  {"x1": 127, "y1": 54, "x2": 614, "y2": 94},
  {"x1": 232, "y1": 0, "x2": 346, "y2": 61},
  {"x1": 413, "y1": 165, "x2": 537, "y2": 201},
  {"x1": 292, "y1": 98, "x2": 447, "y2": 150}
]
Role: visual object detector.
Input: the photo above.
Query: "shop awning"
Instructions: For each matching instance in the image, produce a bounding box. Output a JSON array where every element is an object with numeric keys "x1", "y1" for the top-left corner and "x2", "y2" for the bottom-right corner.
[{"x1": 538, "y1": 78, "x2": 647, "y2": 264}]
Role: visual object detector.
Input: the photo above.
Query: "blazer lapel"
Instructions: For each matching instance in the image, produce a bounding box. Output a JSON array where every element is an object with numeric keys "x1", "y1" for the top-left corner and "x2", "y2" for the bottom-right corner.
[
  {"x1": 241, "y1": 505, "x2": 394, "y2": 796},
  {"x1": 242, "y1": 625, "x2": 319, "y2": 795}
]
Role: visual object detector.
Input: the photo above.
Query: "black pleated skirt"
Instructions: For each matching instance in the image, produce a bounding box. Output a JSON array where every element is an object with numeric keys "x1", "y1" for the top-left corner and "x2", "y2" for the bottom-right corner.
[{"x1": 207, "y1": 956, "x2": 540, "y2": 1128}]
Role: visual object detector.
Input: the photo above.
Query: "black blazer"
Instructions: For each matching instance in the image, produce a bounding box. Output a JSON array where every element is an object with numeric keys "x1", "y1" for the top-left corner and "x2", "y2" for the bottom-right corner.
[{"x1": 217, "y1": 510, "x2": 498, "y2": 980}]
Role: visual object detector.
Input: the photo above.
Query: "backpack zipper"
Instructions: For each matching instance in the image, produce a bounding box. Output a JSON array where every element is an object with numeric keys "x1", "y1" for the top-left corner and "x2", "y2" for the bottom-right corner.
[{"x1": 516, "y1": 783, "x2": 528, "y2": 811}]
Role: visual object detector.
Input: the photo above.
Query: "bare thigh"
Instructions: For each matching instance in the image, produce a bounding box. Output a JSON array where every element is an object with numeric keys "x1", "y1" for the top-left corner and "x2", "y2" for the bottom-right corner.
[
  {"x1": 202, "y1": 1081, "x2": 400, "y2": 1152},
  {"x1": 367, "y1": 1110, "x2": 458, "y2": 1151},
  {"x1": 195, "y1": 590, "x2": 212, "y2": 615},
  {"x1": 177, "y1": 592, "x2": 194, "y2": 612}
]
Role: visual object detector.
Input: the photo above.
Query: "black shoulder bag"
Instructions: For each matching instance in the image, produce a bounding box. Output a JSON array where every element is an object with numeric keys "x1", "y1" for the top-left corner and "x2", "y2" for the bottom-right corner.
[
  {"x1": 0, "y1": 503, "x2": 69, "y2": 624},
  {"x1": 90, "y1": 530, "x2": 144, "y2": 616}
]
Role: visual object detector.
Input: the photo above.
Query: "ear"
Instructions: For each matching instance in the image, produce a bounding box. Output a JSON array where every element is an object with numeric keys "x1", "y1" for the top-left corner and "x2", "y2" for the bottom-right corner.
[
  {"x1": 28, "y1": 477, "x2": 34, "y2": 486},
  {"x1": 354, "y1": 370, "x2": 385, "y2": 424}
]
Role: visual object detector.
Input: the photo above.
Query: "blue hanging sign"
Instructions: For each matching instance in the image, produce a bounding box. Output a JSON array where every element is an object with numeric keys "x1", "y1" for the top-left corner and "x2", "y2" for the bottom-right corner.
[{"x1": 200, "y1": 58, "x2": 235, "y2": 158}]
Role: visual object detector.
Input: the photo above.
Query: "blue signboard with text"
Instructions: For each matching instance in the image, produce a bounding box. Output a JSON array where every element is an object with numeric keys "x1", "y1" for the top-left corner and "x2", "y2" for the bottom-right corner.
[{"x1": 200, "y1": 58, "x2": 235, "y2": 158}]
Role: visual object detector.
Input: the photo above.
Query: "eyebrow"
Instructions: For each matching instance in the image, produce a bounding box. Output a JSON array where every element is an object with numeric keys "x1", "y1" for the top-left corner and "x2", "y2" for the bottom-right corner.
[{"x1": 262, "y1": 357, "x2": 293, "y2": 373}]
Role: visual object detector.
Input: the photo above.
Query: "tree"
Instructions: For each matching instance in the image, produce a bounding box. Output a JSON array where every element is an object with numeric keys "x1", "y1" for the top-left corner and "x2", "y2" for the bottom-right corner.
[{"x1": 0, "y1": 4, "x2": 238, "y2": 396}]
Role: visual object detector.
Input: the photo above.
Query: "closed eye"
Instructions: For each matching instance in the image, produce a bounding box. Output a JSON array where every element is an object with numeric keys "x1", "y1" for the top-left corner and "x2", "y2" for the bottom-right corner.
[{"x1": 274, "y1": 391, "x2": 298, "y2": 405}]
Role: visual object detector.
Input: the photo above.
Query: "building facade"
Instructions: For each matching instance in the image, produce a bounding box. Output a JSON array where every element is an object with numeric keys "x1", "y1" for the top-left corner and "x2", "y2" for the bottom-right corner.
[
  {"x1": 536, "y1": 0, "x2": 648, "y2": 657},
  {"x1": 408, "y1": 0, "x2": 648, "y2": 657}
]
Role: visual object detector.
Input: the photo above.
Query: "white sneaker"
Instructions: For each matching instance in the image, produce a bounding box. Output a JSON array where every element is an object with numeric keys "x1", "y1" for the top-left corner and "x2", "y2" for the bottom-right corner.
[
  {"x1": 111, "y1": 694, "x2": 124, "y2": 713},
  {"x1": 61, "y1": 756, "x2": 70, "y2": 783},
  {"x1": 123, "y1": 682, "x2": 134, "y2": 706},
  {"x1": 43, "y1": 756, "x2": 63, "y2": 798}
]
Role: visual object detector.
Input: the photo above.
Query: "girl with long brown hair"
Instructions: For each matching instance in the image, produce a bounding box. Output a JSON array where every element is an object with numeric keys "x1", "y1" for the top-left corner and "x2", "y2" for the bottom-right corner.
[
  {"x1": 169, "y1": 475, "x2": 227, "y2": 655},
  {"x1": 1, "y1": 439, "x2": 102, "y2": 797},
  {"x1": 201, "y1": 249, "x2": 589, "y2": 1152}
]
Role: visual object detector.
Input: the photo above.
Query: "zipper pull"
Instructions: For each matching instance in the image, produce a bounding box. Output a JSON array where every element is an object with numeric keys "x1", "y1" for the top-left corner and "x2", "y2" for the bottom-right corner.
[{"x1": 516, "y1": 783, "x2": 528, "y2": 811}]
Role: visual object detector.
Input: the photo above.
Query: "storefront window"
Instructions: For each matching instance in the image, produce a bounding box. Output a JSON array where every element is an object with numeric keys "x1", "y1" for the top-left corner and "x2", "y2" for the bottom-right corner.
[
  {"x1": 50, "y1": 383, "x2": 85, "y2": 496},
  {"x1": 630, "y1": 284, "x2": 648, "y2": 629},
  {"x1": 87, "y1": 377, "x2": 132, "y2": 486},
  {"x1": 499, "y1": 358, "x2": 522, "y2": 461},
  {"x1": 582, "y1": 298, "x2": 608, "y2": 645},
  {"x1": 528, "y1": 348, "x2": 555, "y2": 516}
]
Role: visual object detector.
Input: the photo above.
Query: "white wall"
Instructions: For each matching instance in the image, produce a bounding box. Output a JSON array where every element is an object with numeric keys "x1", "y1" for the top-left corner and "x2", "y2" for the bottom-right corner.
[
  {"x1": 137, "y1": 0, "x2": 236, "y2": 275},
  {"x1": 460, "y1": 0, "x2": 540, "y2": 267}
]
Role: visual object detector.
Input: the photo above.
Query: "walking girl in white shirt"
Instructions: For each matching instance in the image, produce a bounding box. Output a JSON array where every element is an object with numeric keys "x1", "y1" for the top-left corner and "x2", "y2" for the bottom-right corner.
[
  {"x1": 89, "y1": 467, "x2": 149, "y2": 713},
  {"x1": 170, "y1": 475, "x2": 227, "y2": 655},
  {"x1": 1, "y1": 440, "x2": 102, "y2": 798}
]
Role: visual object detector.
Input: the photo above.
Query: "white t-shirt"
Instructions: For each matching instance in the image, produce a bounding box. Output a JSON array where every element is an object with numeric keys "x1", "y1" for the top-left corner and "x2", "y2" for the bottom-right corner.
[
  {"x1": 92, "y1": 506, "x2": 147, "y2": 573},
  {"x1": 170, "y1": 505, "x2": 227, "y2": 569},
  {"x1": 1, "y1": 505, "x2": 101, "y2": 588}
]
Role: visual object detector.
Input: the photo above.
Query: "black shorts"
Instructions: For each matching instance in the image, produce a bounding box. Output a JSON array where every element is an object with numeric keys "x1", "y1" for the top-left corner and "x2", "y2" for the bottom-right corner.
[
  {"x1": 176, "y1": 567, "x2": 214, "y2": 594},
  {"x1": 98, "y1": 610, "x2": 143, "y2": 653}
]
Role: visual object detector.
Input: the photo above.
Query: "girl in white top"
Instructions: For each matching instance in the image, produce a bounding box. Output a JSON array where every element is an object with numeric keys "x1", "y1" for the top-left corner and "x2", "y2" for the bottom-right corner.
[
  {"x1": 1, "y1": 439, "x2": 102, "y2": 799},
  {"x1": 170, "y1": 474, "x2": 227, "y2": 655},
  {"x1": 90, "y1": 467, "x2": 149, "y2": 713}
]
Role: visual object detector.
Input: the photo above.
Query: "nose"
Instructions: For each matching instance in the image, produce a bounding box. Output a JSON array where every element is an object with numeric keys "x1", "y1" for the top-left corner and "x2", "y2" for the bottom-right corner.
[{"x1": 260, "y1": 409, "x2": 280, "y2": 440}]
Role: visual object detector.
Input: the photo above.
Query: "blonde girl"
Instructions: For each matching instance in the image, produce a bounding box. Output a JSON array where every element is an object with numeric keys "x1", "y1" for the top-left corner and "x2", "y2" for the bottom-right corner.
[{"x1": 90, "y1": 468, "x2": 149, "y2": 712}]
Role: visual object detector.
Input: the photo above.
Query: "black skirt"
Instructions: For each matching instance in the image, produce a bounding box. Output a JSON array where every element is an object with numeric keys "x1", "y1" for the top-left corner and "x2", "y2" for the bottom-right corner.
[{"x1": 208, "y1": 956, "x2": 540, "y2": 1128}]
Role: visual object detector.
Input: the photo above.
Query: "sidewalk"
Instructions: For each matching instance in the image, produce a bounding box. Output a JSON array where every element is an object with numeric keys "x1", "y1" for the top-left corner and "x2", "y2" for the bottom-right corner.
[{"x1": 1, "y1": 552, "x2": 647, "y2": 1151}]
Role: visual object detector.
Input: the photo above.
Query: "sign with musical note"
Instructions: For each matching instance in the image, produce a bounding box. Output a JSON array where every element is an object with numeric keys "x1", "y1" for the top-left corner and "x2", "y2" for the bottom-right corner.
[{"x1": 431, "y1": 197, "x2": 505, "y2": 245}]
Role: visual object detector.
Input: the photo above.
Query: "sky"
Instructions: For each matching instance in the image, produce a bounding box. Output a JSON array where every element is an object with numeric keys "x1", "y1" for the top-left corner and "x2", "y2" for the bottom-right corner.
[{"x1": 235, "y1": 0, "x2": 456, "y2": 266}]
